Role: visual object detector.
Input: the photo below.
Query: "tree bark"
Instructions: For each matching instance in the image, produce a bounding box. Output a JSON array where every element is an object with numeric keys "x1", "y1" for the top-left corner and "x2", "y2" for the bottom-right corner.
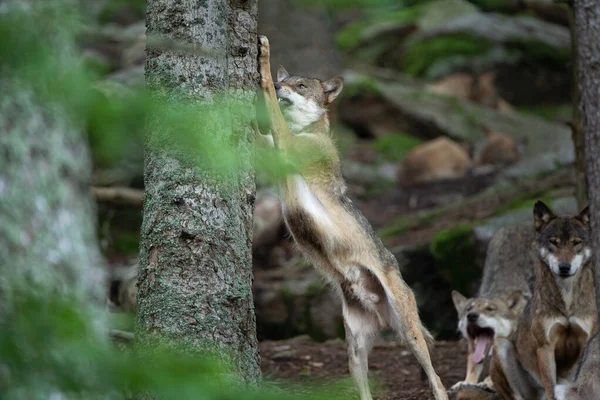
[
  {"x1": 569, "y1": 6, "x2": 588, "y2": 209},
  {"x1": 138, "y1": 0, "x2": 260, "y2": 385},
  {"x1": 573, "y1": 0, "x2": 600, "y2": 313}
]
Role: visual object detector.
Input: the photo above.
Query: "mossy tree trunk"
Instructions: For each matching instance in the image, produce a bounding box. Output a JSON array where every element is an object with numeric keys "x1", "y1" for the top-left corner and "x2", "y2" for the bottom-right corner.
[
  {"x1": 137, "y1": 0, "x2": 260, "y2": 384},
  {"x1": 574, "y1": 0, "x2": 600, "y2": 313},
  {"x1": 0, "y1": 4, "x2": 105, "y2": 314}
]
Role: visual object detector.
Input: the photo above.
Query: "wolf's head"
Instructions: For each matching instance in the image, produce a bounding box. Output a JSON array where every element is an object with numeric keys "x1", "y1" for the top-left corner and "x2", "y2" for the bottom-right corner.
[
  {"x1": 452, "y1": 290, "x2": 526, "y2": 365},
  {"x1": 274, "y1": 66, "x2": 343, "y2": 133},
  {"x1": 533, "y1": 201, "x2": 591, "y2": 278}
]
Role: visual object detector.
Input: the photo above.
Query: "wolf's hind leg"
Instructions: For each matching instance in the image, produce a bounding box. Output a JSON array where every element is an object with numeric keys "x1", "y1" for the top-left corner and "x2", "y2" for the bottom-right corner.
[
  {"x1": 381, "y1": 273, "x2": 448, "y2": 400},
  {"x1": 342, "y1": 301, "x2": 378, "y2": 400}
]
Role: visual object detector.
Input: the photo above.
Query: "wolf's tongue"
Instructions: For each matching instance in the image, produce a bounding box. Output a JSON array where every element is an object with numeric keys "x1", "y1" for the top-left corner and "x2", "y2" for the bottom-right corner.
[{"x1": 472, "y1": 333, "x2": 492, "y2": 364}]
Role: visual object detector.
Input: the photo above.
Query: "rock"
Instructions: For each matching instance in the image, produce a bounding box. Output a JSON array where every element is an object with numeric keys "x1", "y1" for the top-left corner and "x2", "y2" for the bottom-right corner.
[
  {"x1": 417, "y1": 0, "x2": 480, "y2": 31},
  {"x1": 473, "y1": 196, "x2": 578, "y2": 244},
  {"x1": 473, "y1": 126, "x2": 523, "y2": 167},
  {"x1": 411, "y1": 13, "x2": 569, "y2": 52},
  {"x1": 397, "y1": 137, "x2": 471, "y2": 187},
  {"x1": 426, "y1": 72, "x2": 515, "y2": 113},
  {"x1": 253, "y1": 188, "x2": 283, "y2": 251},
  {"x1": 340, "y1": 72, "x2": 573, "y2": 172}
]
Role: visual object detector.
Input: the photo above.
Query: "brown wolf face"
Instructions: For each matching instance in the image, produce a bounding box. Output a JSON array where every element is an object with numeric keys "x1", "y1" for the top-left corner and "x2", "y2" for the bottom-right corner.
[
  {"x1": 533, "y1": 201, "x2": 591, "y2": 278},
  {"x1": 274, "y1": 66, "x2": 343, "y2": 132},
  {"x1": 452, "y1": 291, "x2": 526, "y2": 365}
]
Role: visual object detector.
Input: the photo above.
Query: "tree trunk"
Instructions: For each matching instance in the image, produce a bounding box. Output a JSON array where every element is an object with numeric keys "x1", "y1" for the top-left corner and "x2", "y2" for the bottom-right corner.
[
  {"x1": 258, "y1": 0, "x2": 341, "y2": 80},
  {"x1": 569, "y1": 7, "x2": 588, "y2": 210},
  {"x1": 573, "y1": 0, "x2": 600, "y2": 313},
  {"x1": 0, "y1": 6, "x2": 105, "y2": 311},
  {"x1": 138, "y1": 0, "x2": 260, "y2": 384}
]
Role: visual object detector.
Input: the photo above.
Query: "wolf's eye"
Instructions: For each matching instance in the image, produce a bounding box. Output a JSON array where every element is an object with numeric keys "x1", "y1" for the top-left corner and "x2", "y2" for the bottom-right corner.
[
  {"x1": 573, "y1": 238, "x2": 583, "y2": 250},
  {"x1": 298, "y1": 83, "x2": 306, "y2": 89},
  {"x1": 549, "y1": 238, "x2": 559, "y2": 246},
  {"x1": 485, "y1": 305, "x2": 497, "y2": 312}
]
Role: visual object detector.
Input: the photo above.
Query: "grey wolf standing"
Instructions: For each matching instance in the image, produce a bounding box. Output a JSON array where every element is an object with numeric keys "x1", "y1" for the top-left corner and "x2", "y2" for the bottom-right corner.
[{"x1": 256, "y1": 35, "x2": 448, "y2": 400}]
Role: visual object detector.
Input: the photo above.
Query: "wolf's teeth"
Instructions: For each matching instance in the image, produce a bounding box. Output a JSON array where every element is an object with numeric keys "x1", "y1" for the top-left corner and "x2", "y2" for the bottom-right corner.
[{"x1": 278, "y1": 98, "x2": 281, "y2": 102}]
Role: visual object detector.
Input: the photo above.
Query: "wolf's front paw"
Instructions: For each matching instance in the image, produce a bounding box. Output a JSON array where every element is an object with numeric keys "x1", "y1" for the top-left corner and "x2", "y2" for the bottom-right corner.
[{"x1": 258, "y1": 35, "x2": 270, "y2": 60}]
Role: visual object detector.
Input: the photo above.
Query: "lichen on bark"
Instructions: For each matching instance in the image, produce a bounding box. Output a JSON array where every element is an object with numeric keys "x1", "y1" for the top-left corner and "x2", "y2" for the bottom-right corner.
[{"x1": 138, "y1": 0, "x2": 260, "y2": 385}]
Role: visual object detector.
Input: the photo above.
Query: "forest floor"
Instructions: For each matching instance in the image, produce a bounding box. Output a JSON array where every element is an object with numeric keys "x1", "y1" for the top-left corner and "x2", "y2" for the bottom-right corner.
[{"x1": 260, "y1": 336, "x2": 468, "y2": 400}]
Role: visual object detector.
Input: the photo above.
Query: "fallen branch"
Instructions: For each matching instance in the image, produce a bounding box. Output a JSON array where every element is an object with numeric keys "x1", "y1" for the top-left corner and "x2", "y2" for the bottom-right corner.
[
  {"x1": 109, "y1": 329, "x2": 135, "y2": 342},
  {"x1": 93, "y1": 186, "x2": 143, "y2": 208}
]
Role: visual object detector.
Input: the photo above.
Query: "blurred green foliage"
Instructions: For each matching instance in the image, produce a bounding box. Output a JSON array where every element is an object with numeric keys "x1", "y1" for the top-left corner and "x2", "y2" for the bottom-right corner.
[
  {"x1": 335, "y1": 5, "x2": 425, "y2": 50},
  {"x1": 371, "y1": 133, "x2": 422, "y2": 162},
  {"x1": 0, "y1": 1, "x2": 352, "y2": 399},
  {"x1": 402, "y1": 34, "x2": 492, "y2": 77},
  {"x1": 0, "y1": 281, "x2": 351, "y2": 399}
]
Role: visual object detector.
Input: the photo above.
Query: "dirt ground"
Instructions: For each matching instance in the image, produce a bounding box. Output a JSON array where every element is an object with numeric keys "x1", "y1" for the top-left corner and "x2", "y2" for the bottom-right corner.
[{"x1": 260, "y1": 336, "x2": 468, "y2": 399}]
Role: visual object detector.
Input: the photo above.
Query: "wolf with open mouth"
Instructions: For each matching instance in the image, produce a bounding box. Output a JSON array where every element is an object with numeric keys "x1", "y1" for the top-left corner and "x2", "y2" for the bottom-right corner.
[{"x1": 451, "y1": 224, "x2": 535, "y2": 390}]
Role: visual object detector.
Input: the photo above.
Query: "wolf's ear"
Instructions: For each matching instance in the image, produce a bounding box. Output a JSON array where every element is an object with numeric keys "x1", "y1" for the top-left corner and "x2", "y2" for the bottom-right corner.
[
  {"x1": 451, "y1": 290, "x2": 467, "y2": 311},
  {"x1": 322, "y1": 76, "x2": 344, "y2": 104},
  {"x1": 277, "y1": 65, "x2": 289, "y2": 82},
  {"x1": 578, "y1": 205, "x2": 590, "y2": 227},
  {"x1": 533, "y1": 201, "x2": 554, "y2": 231},
  {"x1": 505, "y1": 291, "x2": 525, "y2": 311}
]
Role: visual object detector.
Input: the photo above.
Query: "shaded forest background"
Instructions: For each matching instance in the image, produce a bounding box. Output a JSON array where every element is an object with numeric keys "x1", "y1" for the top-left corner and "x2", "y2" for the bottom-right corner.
[
  {"x1": 99, "y1": 0, "x2": 579, "y2": 339},
  {"x1": 2, "y1": 0, "x2": 599, "y2": 399}
]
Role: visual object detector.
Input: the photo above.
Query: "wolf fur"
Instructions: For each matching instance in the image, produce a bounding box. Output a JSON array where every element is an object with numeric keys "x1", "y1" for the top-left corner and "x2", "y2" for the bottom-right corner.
[
  {"x1": 452, "y1": 224, "x2": 534, "y2": 390},
  {"x1": 256, "y1": 35, "x2": 448, "y2": 400},
  {"x1": 555, "y1": 333, "x2": 600, "y2": 400},
  {"x1": 490, "y1": 201, "x2": 598, "y2": 400}
]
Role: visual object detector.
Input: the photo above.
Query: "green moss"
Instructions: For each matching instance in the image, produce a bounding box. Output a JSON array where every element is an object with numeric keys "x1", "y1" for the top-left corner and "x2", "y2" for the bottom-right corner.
[
  {"x1": 517, "y1": 104, "x2": 572, "y2": 121},
  {"x1": 335, "y1": 5, "x2": 425, "y2": 50},
  {"x1": 402, "y1": 33, "x2": 493, "y2": 76},
  {"x1": 344, "y1": 77, "x2": 384, "y2": 98},
  {"x1": 509, "y1": 39, "x2": 571, "y2": 70},
  {"x1": 466, "y1": 0, "x2": 515, "y2": 12},
  {"x1": 379, "y1": 208, "x2": 444, "y2": 239},
  {"x1": 113, "y1": 231, "x2": 140, "y2": 255},
  {"x1": 371, "y1": 133, "x2": 422, "y2": 162},
  {"x1": 492, "y1": 194, "x2": 553, "y2": 217},
  {"x1": 430, "y1": 224, "x2": 478, "y2": 294}
]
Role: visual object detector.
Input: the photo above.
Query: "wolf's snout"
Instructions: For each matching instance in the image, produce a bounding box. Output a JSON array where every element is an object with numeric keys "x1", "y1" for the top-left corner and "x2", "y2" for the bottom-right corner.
[
  {"x1": 467, "y1": 312, "x2": 479, "y2": 322},
  {"x1": 559, "y1": 263, "x2": 571, "y2": 275},
  {"x1": 274, "y1": 82, "x2": 281, "y2": 90}
]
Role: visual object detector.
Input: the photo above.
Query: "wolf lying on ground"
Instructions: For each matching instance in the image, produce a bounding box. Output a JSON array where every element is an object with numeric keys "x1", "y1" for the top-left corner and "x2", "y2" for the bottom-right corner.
[
  {"x1": 451, "y1": 224, "x2": 534, "y2": 390},
  {"x1": 256, "y1": 35, "x2": 448, "y2": 400},
  {"x1": 491, "y1": 201, "x2": 598, "y2": 400}
]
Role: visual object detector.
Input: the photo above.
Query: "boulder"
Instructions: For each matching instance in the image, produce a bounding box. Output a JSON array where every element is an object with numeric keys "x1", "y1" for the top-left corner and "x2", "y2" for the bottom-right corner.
[{"x1": 340, "y1": 72, "x2": 574, "y2": 178}]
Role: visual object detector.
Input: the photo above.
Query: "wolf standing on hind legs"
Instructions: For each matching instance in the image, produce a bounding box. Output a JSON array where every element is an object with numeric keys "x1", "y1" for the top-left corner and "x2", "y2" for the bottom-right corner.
[{"x1": 256, "y1": 35, "x2": 448, "y2": 400}]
